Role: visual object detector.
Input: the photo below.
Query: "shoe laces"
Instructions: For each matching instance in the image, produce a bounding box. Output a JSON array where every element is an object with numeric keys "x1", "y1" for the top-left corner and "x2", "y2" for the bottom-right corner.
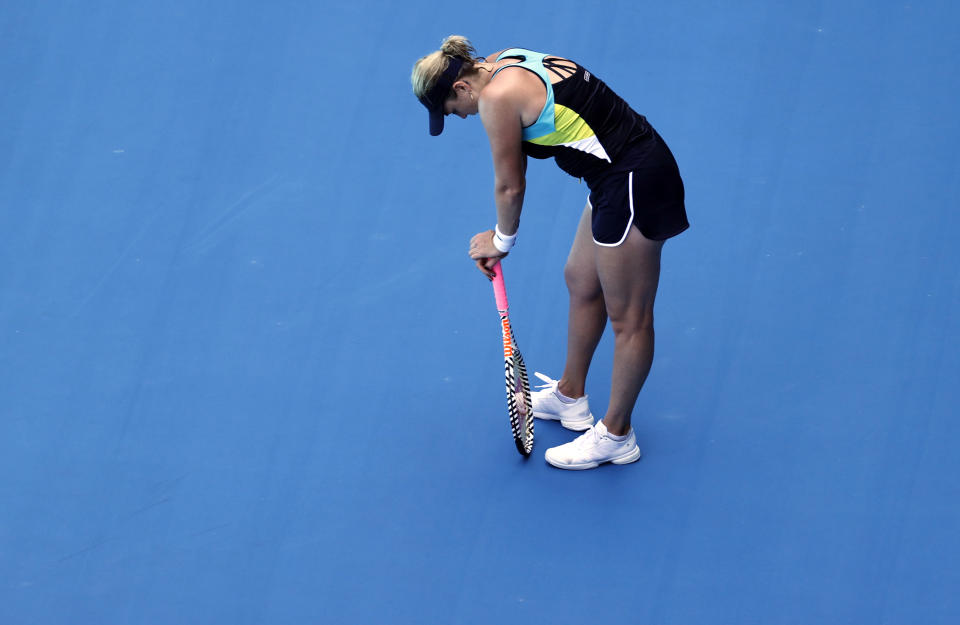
[
  {"x1": 532, "y1": 371, "x2": 558, "y2": 393},
  {"x1": 533, "y1": 371, "x2": 559, "y2": 390},
  {"x1": 575, "y1": 424, "x2": 603, "y2": 448}
]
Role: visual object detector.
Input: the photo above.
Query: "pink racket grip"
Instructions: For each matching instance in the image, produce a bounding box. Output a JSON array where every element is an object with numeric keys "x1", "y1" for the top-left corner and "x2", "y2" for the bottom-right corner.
[{"x1": 491, "y1": 260, "x2": 509, "y2": 311}]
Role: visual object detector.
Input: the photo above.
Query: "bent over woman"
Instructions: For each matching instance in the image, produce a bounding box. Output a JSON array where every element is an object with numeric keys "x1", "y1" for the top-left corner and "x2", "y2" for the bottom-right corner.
[{"x1": 411, "y1": 36, "x2": 688, "y2": 470}]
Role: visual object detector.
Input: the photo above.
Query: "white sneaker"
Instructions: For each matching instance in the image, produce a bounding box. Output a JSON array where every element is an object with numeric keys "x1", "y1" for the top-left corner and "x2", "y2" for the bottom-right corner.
[
  {"x1": 531, "y1": 372, "x2": 595, "y2": 431},
  {"x1": 544, "y1": 421, "x2": 641, "y2": 470}
]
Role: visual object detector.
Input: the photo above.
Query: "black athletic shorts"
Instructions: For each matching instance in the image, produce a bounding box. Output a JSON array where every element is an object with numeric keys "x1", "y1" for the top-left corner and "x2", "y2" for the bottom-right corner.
[{"x1": 587, "y1": 129, "x2": 689, "y2": 245}]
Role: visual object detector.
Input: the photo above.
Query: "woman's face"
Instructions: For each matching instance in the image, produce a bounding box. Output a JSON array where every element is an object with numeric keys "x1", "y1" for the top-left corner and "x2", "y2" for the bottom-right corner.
[{"x1": 443, "y1": 83, "x2": 479, "y2": 119}]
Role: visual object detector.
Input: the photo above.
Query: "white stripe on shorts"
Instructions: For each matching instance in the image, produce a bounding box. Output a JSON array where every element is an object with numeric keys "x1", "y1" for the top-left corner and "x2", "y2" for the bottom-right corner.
[{"x1": 593, "y1": 171, "x2": 634, "y2": 247}]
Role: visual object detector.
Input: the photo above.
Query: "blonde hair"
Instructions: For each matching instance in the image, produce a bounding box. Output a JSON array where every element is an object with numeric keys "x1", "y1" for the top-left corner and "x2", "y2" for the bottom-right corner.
[{"x1": 411, "y1": 35, "x2": 484, "y2": 100}]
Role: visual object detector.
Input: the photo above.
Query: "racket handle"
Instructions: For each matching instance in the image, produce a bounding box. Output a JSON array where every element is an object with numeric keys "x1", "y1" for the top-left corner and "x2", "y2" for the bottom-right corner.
[{"x1": 491, "y1": 260, "x2": 509, "y2": 311}]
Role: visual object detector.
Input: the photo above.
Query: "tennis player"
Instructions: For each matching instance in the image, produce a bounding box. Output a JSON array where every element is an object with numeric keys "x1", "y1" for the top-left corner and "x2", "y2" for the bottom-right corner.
[{"x1": 412, "y1": 37, "x2": 688, "y2": 470}]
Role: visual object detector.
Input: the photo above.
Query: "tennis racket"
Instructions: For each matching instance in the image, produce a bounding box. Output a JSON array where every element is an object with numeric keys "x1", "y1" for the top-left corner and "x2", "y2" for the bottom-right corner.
[{"x1": 491, "y1": 260, "x2": 534, "y2": 456}]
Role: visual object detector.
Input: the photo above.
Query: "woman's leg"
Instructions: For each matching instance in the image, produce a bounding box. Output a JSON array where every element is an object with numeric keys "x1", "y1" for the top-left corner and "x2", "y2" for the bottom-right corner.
[
  {"x1": 595, "y1": 225, "x2": 664, "y2": 436},
  {"x1": 558, "y1": 204, "x2": 607, "y2": 398}
]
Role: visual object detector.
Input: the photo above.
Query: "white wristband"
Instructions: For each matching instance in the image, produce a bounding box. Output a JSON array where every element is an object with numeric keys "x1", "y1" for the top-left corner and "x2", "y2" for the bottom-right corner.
[{"x1": 493, "y1": 224, "x2": 517, "y2": 253}]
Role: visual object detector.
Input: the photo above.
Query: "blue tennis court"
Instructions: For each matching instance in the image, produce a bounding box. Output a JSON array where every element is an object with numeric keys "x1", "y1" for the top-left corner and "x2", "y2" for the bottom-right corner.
[{"x1": 2, "y1": 1, "x2": 958, "y2": 623}]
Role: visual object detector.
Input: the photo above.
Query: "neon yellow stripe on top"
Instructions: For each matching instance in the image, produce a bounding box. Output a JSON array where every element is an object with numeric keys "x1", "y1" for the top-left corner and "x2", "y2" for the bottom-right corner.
[
  {"x1": 527, "y1": 104, "x2": 594, "y2": 145},
  {"x1": 526, "y1": 105, "x2": 611, "y2": 162}
]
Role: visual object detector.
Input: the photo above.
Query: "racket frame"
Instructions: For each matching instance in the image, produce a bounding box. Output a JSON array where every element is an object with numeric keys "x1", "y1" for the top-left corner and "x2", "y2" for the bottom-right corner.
[{"x1": 491, "y1": 261, "x2": 534, "y2": 456}]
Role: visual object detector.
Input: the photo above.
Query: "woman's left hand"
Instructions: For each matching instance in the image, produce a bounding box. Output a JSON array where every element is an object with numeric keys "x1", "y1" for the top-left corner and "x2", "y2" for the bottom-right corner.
[{"x1": 469, "y1": 229, "x2": 507, "y2": 279}]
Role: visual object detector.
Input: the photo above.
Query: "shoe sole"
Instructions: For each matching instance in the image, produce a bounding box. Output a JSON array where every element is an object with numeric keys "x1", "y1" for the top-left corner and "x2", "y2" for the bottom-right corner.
[
  {"x1": 545, "y1": 445, "x2": 642, "y2": 470},
  {"x1": 532, "y1": 411, "x2": 594, "y2": 432}
]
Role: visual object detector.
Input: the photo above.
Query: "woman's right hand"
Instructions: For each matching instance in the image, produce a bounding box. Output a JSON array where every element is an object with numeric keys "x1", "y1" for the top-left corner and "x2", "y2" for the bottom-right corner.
[{"x1": 469, "y1": 229, "x2": 507, "y2": 279}]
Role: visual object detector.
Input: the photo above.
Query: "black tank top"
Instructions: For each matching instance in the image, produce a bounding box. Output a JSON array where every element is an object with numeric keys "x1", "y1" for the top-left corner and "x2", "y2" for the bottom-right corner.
[{"x1": 494, "y1": 48, "x2": 651, "y2": 183}]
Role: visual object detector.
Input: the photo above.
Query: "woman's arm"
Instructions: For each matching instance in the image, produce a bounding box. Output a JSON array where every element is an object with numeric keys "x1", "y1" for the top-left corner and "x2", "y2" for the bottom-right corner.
[
  {"x1": 480, "y1": 84, "x2": 527, "y2": 235},
  {"x1": 467, "y1": 85, "x2": 527, "y2": 277},
  {"x1": 467, "y1": 71, "x2": 535, "y2": 277}
]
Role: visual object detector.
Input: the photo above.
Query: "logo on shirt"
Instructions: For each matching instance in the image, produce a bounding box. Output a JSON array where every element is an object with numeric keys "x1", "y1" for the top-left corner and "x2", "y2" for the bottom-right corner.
[{"x1": 584, "y1": 70, "x2": 591, "y2": 82}]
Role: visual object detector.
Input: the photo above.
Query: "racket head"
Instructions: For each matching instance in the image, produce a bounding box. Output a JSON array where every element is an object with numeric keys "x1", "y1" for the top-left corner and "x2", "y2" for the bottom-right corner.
[{"x1": 505, "y1": 330, "x2": 534, "y2": 456}]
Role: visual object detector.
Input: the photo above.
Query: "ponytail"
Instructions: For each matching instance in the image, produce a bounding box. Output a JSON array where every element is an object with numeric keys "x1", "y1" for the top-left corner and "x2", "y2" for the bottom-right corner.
[{"x1": 411, "y1": 35, "x2": 483, "y2": 100}]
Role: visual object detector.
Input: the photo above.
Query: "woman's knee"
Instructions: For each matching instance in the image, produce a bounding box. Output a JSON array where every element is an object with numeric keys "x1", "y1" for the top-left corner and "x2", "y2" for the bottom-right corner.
[{"x1": 564, "y1": 259, "x2": 602, "y2": 300}]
